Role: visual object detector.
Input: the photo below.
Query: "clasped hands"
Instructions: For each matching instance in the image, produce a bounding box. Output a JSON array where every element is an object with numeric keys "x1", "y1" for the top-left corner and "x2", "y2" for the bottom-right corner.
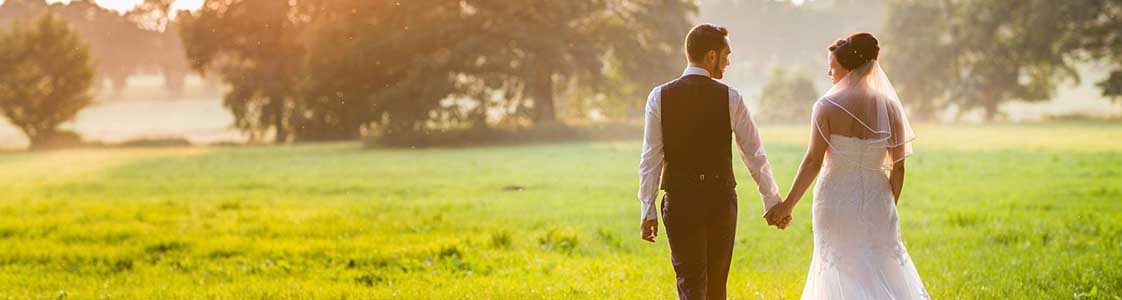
[{"x1": 763, "y1": 198, "x2": 794, "y2": 230}]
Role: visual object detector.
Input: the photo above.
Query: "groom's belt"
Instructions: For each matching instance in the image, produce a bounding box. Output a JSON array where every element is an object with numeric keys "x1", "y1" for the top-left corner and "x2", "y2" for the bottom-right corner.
[
  {"x1": 661, "y1": 169, "x2": 736, "y2": 191},
  {"x1": 697, "y1": 173, "x2": 720, "y2": 181}
]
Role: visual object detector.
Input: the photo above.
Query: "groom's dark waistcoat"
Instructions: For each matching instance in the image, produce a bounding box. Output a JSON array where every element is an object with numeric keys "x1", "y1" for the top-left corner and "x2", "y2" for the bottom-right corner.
[{"x1": 659, "y1": 74, "x2": 737, "y2": 192}]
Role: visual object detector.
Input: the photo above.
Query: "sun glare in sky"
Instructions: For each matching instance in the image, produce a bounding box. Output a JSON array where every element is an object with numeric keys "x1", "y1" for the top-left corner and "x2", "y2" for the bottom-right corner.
[
  {"x1": 4, "y1": 0, "x2": 207, "y2": 13},
  {"x1": 92, "y1": 0, "x2": 143, "y2": 12},
  {"x1": 169, "y1": 0, "x2": 204, "y2": 12}
]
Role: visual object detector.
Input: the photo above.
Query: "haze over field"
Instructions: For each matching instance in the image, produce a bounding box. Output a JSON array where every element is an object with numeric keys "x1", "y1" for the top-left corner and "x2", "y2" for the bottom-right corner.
[
  {"x1": 0, "y1": 0, "x2": 1118, "y2": 149},
  {"x1": 0, "y1": 1, "x2": 1120, "y2": 298}
]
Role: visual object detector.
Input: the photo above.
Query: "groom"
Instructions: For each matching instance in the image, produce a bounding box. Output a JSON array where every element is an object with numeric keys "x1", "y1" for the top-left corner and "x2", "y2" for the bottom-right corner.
[{"x1": 637, "y1": 24, "x2": 789, "y2": 300}]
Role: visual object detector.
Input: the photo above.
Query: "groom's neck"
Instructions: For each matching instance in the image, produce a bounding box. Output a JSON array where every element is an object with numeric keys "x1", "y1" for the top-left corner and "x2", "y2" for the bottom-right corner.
[{"x1": 688, "y1": 63, "x2": 712, "y2": 77}]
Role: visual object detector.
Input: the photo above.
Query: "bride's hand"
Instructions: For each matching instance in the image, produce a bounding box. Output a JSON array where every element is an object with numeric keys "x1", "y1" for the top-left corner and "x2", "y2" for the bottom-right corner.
[
  {"x1": 775, "y1": 215, "x2": 792, "y2": 229},
  {"x1": 764, "y1": 201, "x2": 794, "y2": 229}
]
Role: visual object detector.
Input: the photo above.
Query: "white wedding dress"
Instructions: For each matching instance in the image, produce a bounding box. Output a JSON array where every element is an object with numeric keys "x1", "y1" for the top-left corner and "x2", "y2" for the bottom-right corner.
[
  {"x1": 798, "y1": 60, "x2": 929, "y2": 299},
  {"x1": 800, "y1": 133, "x2": 930, "y2": 299}
]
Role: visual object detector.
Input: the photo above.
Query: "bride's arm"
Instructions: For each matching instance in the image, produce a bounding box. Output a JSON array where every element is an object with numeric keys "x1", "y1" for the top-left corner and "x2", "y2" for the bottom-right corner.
[
  {"x1": 888, "y1": 108, "x2": 907, "y2": 204},
  {"x1": 784, "y1": 111, "x2": 830, "y2": 206},
  {"x1": 765, "y1": 107, "x2": 829, "y2": 225},
  {"x1": 889, "y1": 158, "x2": 905, "y2": 204}
]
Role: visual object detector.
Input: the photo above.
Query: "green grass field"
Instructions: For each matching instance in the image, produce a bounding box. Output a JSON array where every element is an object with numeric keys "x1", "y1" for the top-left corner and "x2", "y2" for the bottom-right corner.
[{"x1": 0, "y1": 123, "x2": 1120, "y2": 299}]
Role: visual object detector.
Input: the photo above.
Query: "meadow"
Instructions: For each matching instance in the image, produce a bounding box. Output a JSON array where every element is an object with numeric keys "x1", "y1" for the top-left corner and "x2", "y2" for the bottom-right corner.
[{"x1": 0, "y1": 123, "x2": 1119, "y2": 299}]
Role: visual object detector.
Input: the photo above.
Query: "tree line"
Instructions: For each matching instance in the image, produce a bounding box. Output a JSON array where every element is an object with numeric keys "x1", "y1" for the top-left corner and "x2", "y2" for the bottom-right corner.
[
  {"x1": 708, "y1": 0, "x2": 1122, "y2": 123},
  {"x1": 1, "y1": 0, "x2": 1121, "y2": 149},
  {"x1": 176, "y1": 0, "x2": 695, "y2": 143},
  {"x1": 0, "y1": 0, "x2": 190, "y2": 96},
  {"x1": 881, "y1": 0, "x2": 1121, "y2": 121}
]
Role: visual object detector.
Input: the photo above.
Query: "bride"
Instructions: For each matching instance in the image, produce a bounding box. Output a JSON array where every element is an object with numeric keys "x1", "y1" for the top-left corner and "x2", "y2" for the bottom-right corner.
[{"x1": 763, "y1": 32, "x2": 930, "y2": 299}]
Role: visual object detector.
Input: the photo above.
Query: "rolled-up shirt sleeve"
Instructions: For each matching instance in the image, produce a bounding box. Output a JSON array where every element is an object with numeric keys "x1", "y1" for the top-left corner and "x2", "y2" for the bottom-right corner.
[
  {"x1": 637, "y1": 86, "x2": 664, "y2": 221},
  {"x1": 729, "y1": 88, "x2": 783, "y2": 211}
]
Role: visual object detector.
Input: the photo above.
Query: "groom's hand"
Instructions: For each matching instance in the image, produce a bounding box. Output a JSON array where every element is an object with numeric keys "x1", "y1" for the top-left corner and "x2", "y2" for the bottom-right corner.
[
  {"x1": 641, "y1": 219, "x2": 658, "y2": 243},
  {"x1": 764, "y1": 202, "x2": 794, "y2": 229},
  {"x1": 768, "y1": 215, "x2": 792, "y2": 229}
]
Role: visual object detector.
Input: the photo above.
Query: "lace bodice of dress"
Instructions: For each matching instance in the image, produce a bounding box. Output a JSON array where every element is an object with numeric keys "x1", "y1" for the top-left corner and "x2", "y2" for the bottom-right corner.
[{"x1": 823, "y1": 134, "x2": 890, "y2": 172}]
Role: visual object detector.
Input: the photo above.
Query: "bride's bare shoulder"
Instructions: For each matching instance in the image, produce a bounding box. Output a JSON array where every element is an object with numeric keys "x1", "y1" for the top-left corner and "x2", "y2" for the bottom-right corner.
[{"x1": 813, "y1": 97, "x2": 844, "y2": 118}]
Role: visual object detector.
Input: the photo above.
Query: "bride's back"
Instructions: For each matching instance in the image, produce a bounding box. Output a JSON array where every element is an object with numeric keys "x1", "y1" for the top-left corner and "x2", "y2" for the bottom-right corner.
[{"x1": 817, "y1": 89, "x2": 894, "y2": 141}]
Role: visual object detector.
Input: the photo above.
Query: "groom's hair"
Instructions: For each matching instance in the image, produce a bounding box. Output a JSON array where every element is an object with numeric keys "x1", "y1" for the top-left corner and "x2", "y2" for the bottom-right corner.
[{"x1": 685, "y1": 24, "x2": 729, "y2": 63}]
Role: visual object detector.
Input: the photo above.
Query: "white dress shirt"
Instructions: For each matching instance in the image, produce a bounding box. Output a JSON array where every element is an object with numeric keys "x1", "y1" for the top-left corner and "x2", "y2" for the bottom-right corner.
[{"x1": 637, "y1": 66, "x2": 783, "y2": 221}]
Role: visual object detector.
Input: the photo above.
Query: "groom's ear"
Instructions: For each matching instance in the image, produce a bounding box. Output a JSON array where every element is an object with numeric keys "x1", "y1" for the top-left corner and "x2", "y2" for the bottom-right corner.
[{"x1": 705, "y1": 50, "x2": 718, "y2": 66}]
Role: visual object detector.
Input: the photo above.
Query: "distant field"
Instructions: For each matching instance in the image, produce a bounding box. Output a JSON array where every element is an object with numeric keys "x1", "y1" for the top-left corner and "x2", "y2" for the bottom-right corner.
[
  {"x1": 1, "y1": 70, "x2": 1119, "y2": 149},
  {"x1": 0, "y1": 123, "x2": 1119, "y2": 299},
  {"x1": 0, "y1": 76, "x2": 237, "y2": 149}
]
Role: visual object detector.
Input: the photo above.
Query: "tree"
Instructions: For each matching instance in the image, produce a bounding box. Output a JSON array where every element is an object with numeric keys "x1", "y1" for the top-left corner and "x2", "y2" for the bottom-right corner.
[
  {"x1": 156, "y1": 26, "x2": 191, "y2": 98},
  {"x1": 756, "y1": 67, "x2": 819, "y2": 123},
  {"x1": 597, "y1": 0, "x2": 697, "y2": 119},
  {"x1": 178, "y1": 0, "x2": 463, "y2": 142},
  {"x1": 128, "y1": 0, "x2": 193, "y2": 97},
  {"x1": 880, "y1": 0, "x2": 1088, "y2": 121},
  {"x1": 181, "y1": 0, "x2": 696, "y2": 143},
  {"x1": 290, "y1": 0, "x2": 695, "y2": 142},
  {"x1": 1068, "y1": 1, "x2": 1122, "y2": 104},
  {"x1": 460, "y1": 0, "x2": 695, "y2": 124},
  {"x1": 49, "y1": 0, "x2": 154, "y2": 95},
  {"x1": 880, "y1": 0, "x2": 956, "y2": 122},
  {"x1": 1101, "y1": 72, "x2": 1122, "y2": 104},
  {"x1": 0, "y1": 13, "x2": 96, "y2": 149},
  {"x1": 179, "y1": 0, "x2": 314, "y2": 143},
  {"x1": 947, "y1": 0, "x2": 1084, "y2": 121},
  {"x1": 297, "y1": 0, "x2": 463, "y2": 141},
  {"x1": 460, "y1": 1, "x2": 612, "y2": 124},
  {"x1": 0, "y1": 0, "x2": 168, "y2": 96}
]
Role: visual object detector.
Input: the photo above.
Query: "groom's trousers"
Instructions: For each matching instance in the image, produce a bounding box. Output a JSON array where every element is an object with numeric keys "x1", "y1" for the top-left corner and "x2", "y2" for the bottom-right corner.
[{"x1": 661, "y1": 186, "x2": 738, "y2": 300}]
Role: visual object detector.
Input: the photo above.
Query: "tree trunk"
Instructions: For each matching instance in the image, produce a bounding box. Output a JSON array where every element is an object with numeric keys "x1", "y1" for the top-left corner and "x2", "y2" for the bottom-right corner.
[
  {"x1": 531, "y1": 66, "x2": 556, "y2": 123},
  {"x1": 26, "y1": 128, "x2": 80, "y2": 150},
  {"x1": 111, "y1": 75, "x2": 128, "y2": 96},
  {"x1": 271, "y1": 96, "x2": 288, "y2": 144},
  {"x1": 274, "y1": 114, "x2": 288, "y2": 144},
  {"x1": 470, "y1": 105, "x2": 489, "y2": 130},
  {"x1": 28, "y1": 135, "x2": 46, "y2": 150},
  {"x1": 23, "y1": 127, "x2": 43, "y2": 150},
  {"x1": 983, "y1": 100, "x2": 999, "y2": 122},
  {"x1": 163, "y1": 70, "x2": 186, "y2": 98}
]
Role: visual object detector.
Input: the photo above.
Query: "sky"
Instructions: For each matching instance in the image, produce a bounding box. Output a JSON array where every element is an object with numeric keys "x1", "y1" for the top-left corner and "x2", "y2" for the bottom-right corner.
[
  {"x1": 0, "y1": 0, "x2": 206, "y2": 13},
  {"x1": 10, "y1": 0, "x2": 803, "y2": 14}
]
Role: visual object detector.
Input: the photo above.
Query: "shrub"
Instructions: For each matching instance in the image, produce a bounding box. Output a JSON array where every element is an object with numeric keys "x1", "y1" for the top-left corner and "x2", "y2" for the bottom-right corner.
[{"x1": 0, "y1": 13, "x2": 96, "y2": 150}]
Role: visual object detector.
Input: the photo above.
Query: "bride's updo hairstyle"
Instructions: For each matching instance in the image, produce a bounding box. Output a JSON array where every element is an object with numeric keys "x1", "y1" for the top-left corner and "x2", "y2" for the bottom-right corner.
[{"x1": 828, "y1": 32, "x2": 880, "y2": 70}]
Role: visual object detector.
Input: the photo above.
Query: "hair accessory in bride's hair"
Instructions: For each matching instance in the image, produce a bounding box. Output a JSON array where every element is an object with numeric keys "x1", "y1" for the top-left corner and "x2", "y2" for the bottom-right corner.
[{"x1": 829, "y1": 33, "x2": 879, "y2": 70}]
